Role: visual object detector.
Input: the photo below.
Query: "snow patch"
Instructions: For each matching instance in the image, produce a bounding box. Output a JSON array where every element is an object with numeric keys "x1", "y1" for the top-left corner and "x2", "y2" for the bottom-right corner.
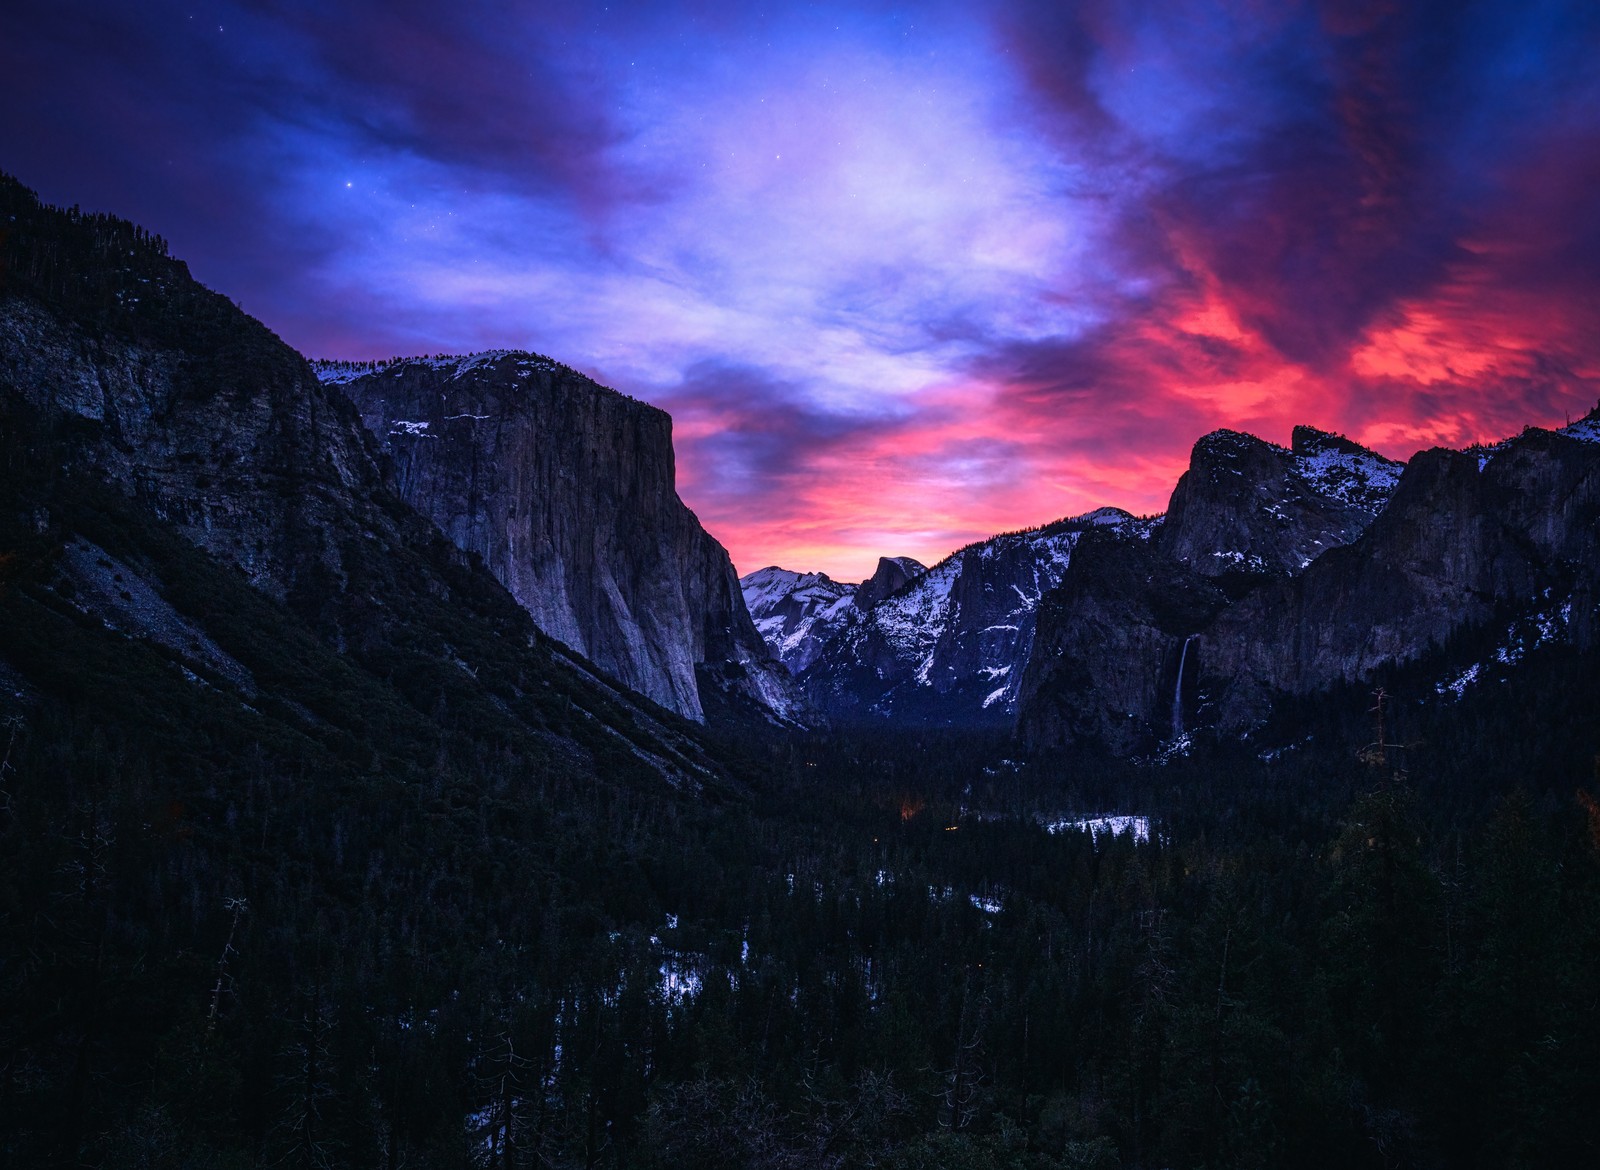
[
  {"x1": 1433, "y1": 598, "x2": 1573, "y2": 699},
  {"x1": 1294, "y1": 445, "x2": 1403, "y2": 511},
  {"x1": 658, "y1": 960, "x2": 703, "y2": 1005},
  {"x1": 1560, "y1": 414, "x2": 1600, "y2": 444},
  {"x1": 1045, "y1": 815, "x2": 1151, "y2": 844},
  {"x1": 313, "y1": 350, "x2": 569, "y2": 388}
]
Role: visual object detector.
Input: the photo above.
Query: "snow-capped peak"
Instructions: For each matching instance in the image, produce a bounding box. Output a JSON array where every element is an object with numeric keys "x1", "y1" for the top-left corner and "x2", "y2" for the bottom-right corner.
[
  {"x1": 1071, "y1": 506, "x2": 1138, "y2": 526},
  {"x1": 739, "y1": 566, "x2": 858, "y2": 675}
]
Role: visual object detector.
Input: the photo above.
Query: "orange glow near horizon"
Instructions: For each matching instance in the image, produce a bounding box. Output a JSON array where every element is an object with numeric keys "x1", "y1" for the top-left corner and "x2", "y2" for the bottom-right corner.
[{"x1": 679, "y1": 261, "x2": 1600, "y2": 581}]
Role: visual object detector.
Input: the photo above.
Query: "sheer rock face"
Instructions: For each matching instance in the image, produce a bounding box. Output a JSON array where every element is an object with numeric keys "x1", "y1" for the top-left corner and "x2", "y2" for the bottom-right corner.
[
  {"x1": 325, "y1": 354, "x2": 798, "y2": 723},
  {"x1": 853, "y1": 556, "x2": 926, "y2": 609},
  {"x1": 1018, "y1": 418, "x2": 1600, "y2": 753},
  {"x1": 1016, "y1": 531, "x2": 1227, "y2": 757}
]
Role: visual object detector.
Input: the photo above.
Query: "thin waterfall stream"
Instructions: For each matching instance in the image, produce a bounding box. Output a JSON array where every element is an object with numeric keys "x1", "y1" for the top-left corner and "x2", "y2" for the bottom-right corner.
[{"x1": 1172, "y1": 634, "x2": 1195, "y2": 739}]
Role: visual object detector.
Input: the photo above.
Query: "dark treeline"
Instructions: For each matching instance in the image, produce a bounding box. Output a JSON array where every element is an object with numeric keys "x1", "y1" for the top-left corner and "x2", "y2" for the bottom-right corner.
[{"x1": 2, "y1": 593, "x2": 1598, "y2": 1169}]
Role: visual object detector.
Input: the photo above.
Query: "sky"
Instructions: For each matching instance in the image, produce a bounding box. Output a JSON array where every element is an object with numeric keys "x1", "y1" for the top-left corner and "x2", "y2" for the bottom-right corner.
[{"x1": 5, "y1": 1, "x2": 1600, "y2": 580}]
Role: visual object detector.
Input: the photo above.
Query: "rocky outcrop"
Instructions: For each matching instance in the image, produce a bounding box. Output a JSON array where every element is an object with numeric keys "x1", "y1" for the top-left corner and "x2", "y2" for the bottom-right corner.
[
  {"x1": 1018, "y1": 418, "x2": 1600, "y2": 753},
  {"x1": 1197, "y1": 424, "x2": 1600, "y2": 729},
  {"x1": 0, "y1": 261, "x2": 392, "y2": 633},
  {"x1": 0, "y1": 173, "x2": 724, "y2": 786},
  {"x1": 853, "y1": 556, "x2": 926, "y2": 609},
  {"x1": 1158, "y1": 426, "x2": 1401, "y2": 583},
  {"x1": 322, "y1": 354, "x2": 798, "y2": 723},
  {"x1": 799, "y1": 512, "x2": 1148, "y2": 724}
]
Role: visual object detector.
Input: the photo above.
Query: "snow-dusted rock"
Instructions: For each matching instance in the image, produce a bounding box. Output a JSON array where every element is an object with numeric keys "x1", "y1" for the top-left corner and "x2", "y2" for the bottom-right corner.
[
  {"x1": 739, "y1": 566, "x2": 861, "y2": 674},
  {"x1": 1160, "y1": 426, "x2": 1402, "y2": 578},
  {"x1": 800, "y1": 511, "x2": 1152, "y2": 724}
]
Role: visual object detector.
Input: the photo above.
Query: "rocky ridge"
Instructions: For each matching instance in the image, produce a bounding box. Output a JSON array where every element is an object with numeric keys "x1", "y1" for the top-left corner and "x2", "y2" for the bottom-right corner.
[
  {"x1": 1158, "y1": 425, "x2": 1402, "y2": 581},
  {"x1": 739, "y1": 566, "x2": 860, "y2": 675},
  {"x1": 792, "y1": 510, "x2": 1151, "y2": 724},
  {"x1": 1017, "y1": 417, "x2": 1600, "y2": 754},
  {"x1": 739, "y1": 555, "x2": 932, "y2": 676}
]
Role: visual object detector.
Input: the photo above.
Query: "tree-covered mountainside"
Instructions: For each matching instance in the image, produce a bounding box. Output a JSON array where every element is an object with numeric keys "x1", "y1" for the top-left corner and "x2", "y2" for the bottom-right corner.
[
  {"x1": 2, "y1": 174, "x2": 1598, "y2": 1169},
  {"x1": 3, "y1": 603, "x2": 1598, "y2": 1168}
]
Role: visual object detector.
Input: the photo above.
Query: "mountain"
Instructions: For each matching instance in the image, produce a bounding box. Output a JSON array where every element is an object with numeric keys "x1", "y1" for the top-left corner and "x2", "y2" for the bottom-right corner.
[
  {"x1": 1017, "y1": 418, "x2": 1600, "y2": 753},
  {"x1": 795, "y1": 510, "x2": 1149, "y2": 724},
  {"x1": 1198, "y1": 419, "x2": 1600, "y2": 730},
  {"x1": 320, "y1": 354, "x2": 799, "y2": 724},
  {"x1": 739, "y1": 565, "x2": 858, "y2": 673},
  {"x1": 3, "y1": 177, "x2": 1596, "y2": 1170},
  {"x1": 0, "y1": 172, "x2": 726, "y2": 789},
  {"x1": 1160, "y1": 425, "x2": 1402, "y2": 582},
  {"x1": 739, "y1": 555, "x2": 930, "y2": 676},
  {"x1": 852, "y1": 555, "x2": 927, "y2": 608}
]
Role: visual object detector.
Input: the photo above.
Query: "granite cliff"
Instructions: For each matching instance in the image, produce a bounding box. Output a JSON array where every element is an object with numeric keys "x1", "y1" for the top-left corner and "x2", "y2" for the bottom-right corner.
[{"x1": 320, "y1": 354, "x2": 798, "y2": 724}]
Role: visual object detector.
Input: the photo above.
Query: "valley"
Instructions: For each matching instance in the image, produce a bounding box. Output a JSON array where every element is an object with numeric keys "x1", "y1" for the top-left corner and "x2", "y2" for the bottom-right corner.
[{"x1": 1, "y1": 172, "x2": 1598, "y2": 1170}]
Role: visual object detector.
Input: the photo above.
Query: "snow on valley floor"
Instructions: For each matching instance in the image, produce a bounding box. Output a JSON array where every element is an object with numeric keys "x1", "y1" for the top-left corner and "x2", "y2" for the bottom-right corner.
[
  {"x1": 960, "y1": 797, "x2": 1153, "y2": 847},
  {"x1": 1043, "y1": 814, "x2": 1152, "y2": 843}
]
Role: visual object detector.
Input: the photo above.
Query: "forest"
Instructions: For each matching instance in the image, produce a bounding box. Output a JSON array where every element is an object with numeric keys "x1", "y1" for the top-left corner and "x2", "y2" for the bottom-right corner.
[{"x1": 2, "y1": 511, "x2": 1598, "y2": 1169}]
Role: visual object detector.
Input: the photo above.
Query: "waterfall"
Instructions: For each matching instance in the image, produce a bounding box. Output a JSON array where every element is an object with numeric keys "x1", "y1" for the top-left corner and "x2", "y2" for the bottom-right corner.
[{"x1": 1171, "y1": 635, "x2": 1195, "y2": 739}]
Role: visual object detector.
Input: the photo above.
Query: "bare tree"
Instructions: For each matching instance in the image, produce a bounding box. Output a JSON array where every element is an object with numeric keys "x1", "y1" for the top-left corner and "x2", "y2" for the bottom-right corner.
[
  {"x1": 470, "y1": 1032, "x2": 533, "y2": 1170},
  {"x1": 939, "y1": 973, "x2": 989, "y2": 1133},
  {"x1": 206, "y1": 897, "x2": 248, "y2": 1040}
]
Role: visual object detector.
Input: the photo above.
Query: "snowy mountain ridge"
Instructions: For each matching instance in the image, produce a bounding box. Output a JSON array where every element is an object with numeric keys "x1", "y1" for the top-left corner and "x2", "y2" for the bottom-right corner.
[
  {"x1": 777, "y1": 508, "x2": 1151, "y2": 724},
  {"x1": 739, "y1": 566, "x2": 859, "y2": 674},
  {"x1": 1288, "y1": 427, "x2": 1404, "y2": 513}
]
